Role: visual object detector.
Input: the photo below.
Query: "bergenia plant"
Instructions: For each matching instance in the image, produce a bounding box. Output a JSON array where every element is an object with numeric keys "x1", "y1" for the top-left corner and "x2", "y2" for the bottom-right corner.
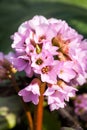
[
  {"x1": 74, "y1": 94, "x2": 87, "y2": 116},
  {"x1": 0, "y1": 15, "x2": 87, "y2": 130}
]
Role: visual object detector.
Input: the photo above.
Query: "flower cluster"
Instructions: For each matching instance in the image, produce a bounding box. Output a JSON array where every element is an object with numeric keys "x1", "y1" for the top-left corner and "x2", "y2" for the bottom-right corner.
[
  {"x1": 0, "y1": 52, "x2": 15, "y2": 81},
  {"x1": 10, "y1": 15, "x2": 87, "y2": 111},
  {"x1": 74, "y1": 94, "x2": 87, "y2": 115}
]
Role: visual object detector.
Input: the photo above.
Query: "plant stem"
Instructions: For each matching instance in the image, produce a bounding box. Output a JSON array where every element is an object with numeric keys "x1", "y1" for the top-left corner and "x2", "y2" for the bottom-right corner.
[
  {"x1": 22, "y1": 102, "x2": 34, "y2": 130},
  {"x1": 7, "y1": 64, "x2": 34, "y2": 130},
  {"x1": 34, "y1": 82, "x2": 46, "y2": 130}
]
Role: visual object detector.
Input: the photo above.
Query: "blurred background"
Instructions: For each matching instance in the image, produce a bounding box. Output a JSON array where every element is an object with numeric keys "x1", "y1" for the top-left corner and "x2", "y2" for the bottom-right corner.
[{"x1": 0, "y1": 0, "x2": 87, "y2": 130}]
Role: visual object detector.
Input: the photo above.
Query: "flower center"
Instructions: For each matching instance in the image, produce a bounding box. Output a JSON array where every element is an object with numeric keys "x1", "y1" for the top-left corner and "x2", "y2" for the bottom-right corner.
[
  {"x1": 52, "y1": 35, "x2": 69, "y2": 53},
  {"x1": 52, "y1": 35, "x2": 71, "y2": 61},
  {"x1": 36, "y1": 58, "x2": 43, "y2": 65},
  {"x1": 39, "y1": 35, "x2": 46, "y2": 42},
  {"x1": 41, "y1": 66, "x2": 51, "y2": 74},
  {"x1": 76, "y1": 99, "x2": 82, "y2": 104}
]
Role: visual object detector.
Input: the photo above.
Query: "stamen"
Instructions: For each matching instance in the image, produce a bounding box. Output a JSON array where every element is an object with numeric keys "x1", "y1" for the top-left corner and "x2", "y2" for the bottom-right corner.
[
  {"x1": 52, "y1": 35, "x2": 71, "y2": 61},
  {"x1": 36, "y1": 44, "x2": 42, "y2": 54},
  {"x1": 39, "y1": 35, "x2": 46, "y2": 42},
  {"x1": 52, "y1": 37, "x2": 60, "y2": 47},
  {"x1": 36, "y1": 58, "x2": 43, "y2": 65},
  {"x1": 41, "y1": 66, "x2": 51, "y2": 74}
]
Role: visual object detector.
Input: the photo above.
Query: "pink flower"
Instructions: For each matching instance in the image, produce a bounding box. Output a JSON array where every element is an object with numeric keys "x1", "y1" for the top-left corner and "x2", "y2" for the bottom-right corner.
[
  {"x1": 74, "y1": 94, "x2": 87, "y2": 115},
  {"x1": 0, "y1": 52, "x2": 16, "y2": 81},
  {"x1": 57, "y1": 61, "x2": 76, "y2": 82},
  {"x1": 18, "y1": 78, "x2": 41, "y2": 105},
  {"x1": 44, "y1": 81, "x2": 77, "y2": 111},
  {"x1": 28, "y1": 15, "x2": 48, "y2": 30},
  {"x1": 11, "y1": 21, "x2": 30, "y2": 54},
  {"x1": 44, "y1": 86, "x2": 66, "y2": 111},
  {"x1": 11, "y1": 54, "x2": 33, "y2": 77},
  {"x1": 0, "y1": 52, "x2": 4, "y2": 62},
  {"x1": 0, "y1": 51, "x2": 16, "y2": 66},
  {"x1": 31, "y1": 50, "x2": 58, "y2": 84},
  {"x1": 10, "y1": 15, "x2": 87, "y2": 110}
]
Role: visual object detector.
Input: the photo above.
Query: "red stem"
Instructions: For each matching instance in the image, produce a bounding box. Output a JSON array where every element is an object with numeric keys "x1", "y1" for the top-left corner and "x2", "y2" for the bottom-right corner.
[
  {"x1": 34, "y1": 82, "x2": 46, "y2": 130},
  {"x1": 7, "y1": 64, "x2": 34, "y2": 130}
]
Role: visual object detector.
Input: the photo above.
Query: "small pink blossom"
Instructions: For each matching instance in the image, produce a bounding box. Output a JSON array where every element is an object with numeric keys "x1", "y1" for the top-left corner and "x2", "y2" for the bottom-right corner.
[
  {"x1": 40, "y1": 60, "x2": 59, "y2": 84},
  {"x1": 44, "y1": 81, "x2": 77, "y2": 111},
  {"x1": 18, "y1": 78, "x2": 41, "y2": 105},
  {"x1": 0, "y1": 52, "x2": 16, "y2": 81},
  {"x1": 74, "y1": 94, "x2": 87, "y2": 115},
  {"x1": 0, "y1": 52, "x2": 4, "y2": 61},
  {"x1": 57, "y1": 61, "x2": 76, "y2": 82},
  {"x1": 12, "y1": 54, "x2": 33, "y2": 77}
]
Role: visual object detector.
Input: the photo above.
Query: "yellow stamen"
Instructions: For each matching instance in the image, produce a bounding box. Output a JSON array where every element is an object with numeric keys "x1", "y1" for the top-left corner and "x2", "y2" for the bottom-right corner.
[
  {"x1": 41, "y1": 66, "x2": 51, "y2": 74},
  {"x1": 36, "y1": 58, "x2": 43, "y2": 65},
  {"x1": 36, "y1": 44, "x2": 42, "y2": 54}
]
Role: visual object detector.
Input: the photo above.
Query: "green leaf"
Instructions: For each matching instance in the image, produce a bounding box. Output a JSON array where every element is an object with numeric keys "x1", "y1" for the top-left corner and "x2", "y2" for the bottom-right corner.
[
  {"x1": 43, "y1": 109, "x2": 61, "y2": 130},
  {"x1": 0, "y1": 95, "x2": 23, "y2": 130}
]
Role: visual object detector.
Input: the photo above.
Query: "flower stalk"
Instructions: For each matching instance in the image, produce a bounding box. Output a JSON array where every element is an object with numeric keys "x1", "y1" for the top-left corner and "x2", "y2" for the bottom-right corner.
[
  {"x1": 34, "y1": 82, "x2": 46, "y2": 130},
  {"x1": 6, "y1": 62, "x2": 34, "y2": 130}
]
